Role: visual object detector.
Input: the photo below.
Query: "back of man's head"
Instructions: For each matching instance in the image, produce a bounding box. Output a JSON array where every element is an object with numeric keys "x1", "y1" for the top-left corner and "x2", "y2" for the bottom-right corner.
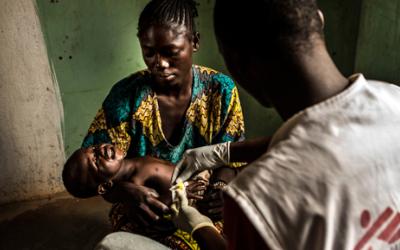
[{"x1": 214, "y1": 0, "x2": 324, "y2": 56}]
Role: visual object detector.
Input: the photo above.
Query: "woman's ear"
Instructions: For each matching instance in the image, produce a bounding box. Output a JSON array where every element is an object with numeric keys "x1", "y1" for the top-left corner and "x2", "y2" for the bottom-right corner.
[{"x1": 192, "y1": 32, "x2": 200, "y2": 52}]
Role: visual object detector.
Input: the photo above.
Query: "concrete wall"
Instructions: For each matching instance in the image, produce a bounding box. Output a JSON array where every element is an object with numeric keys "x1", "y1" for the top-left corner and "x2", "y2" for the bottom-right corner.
[{"x1": 0, "y1": 0, "x2": 65, "y2": 204}]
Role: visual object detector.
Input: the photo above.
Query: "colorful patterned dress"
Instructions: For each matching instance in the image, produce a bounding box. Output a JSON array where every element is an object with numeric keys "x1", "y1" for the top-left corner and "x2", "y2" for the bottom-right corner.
[{"x1": 82, "y1": 65, "x2": 245, "y2": 249}]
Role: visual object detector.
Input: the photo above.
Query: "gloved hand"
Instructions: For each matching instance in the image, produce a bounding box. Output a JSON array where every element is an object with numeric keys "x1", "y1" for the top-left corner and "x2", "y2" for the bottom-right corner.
[
  {"x1": 171, "y1": 142, "x2": 231, "y2": 184},
  {"x1": 171, "y1": 180, "x2": 217, "y2": 235}
]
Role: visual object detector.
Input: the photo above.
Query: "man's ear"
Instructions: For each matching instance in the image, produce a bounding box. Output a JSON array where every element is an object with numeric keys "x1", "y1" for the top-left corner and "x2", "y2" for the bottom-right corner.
[
  {"x1": 192, "y1": 32, "x2": 200, "y2": 52},
  {"x1": 318, "y1": 9, "x2": 325, "y2": 29}
]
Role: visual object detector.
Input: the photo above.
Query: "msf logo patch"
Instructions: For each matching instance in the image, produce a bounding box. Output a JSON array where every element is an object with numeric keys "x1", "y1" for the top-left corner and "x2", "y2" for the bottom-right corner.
[{"x1": 354, "y1": 207, "x2": 400, "y2": 250}]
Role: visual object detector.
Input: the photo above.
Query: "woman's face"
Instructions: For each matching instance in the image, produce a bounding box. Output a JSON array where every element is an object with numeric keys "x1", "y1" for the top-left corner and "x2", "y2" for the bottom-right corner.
[
  {"x1": 138, "y1": 24, "x2": 199, "y2": 89},
  {"x1": 81, "y1": 143, "x2": 125, "y2": 181}
]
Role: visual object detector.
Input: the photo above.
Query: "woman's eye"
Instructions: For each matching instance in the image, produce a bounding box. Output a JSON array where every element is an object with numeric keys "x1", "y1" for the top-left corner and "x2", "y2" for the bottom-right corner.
[
  {"x1": 166, "y1": 50, "x2": 180, "y2": 57},
  {"x1": 144, "y1": 50, "x2": 155, "y2": 58}
]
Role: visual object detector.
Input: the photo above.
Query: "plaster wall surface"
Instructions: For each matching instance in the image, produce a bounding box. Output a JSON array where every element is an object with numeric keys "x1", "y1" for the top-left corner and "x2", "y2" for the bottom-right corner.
[{"x1": 0, "y1": 0, "x2": 65, "y2": 204}]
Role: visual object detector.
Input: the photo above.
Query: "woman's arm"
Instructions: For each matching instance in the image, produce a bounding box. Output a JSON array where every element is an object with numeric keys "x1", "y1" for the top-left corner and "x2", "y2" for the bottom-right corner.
[
  {"x1": 102, "y1": 181, "x2": 169, "y2": 221},
  {"x1": 101, "y1": 156, "x2": 171, "y2": 220}
]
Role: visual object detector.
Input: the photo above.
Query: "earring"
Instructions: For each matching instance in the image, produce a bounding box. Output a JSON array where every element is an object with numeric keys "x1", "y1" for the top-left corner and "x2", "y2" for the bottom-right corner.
[{"x1": 97, "y1": 180, "x2": 114, "y2": 195}]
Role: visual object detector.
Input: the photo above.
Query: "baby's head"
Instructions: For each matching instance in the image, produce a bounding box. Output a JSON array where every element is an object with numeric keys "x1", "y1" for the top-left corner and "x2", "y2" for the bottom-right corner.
[{"x1": 62, "y1": 144, "x2": 125, "y2": 198}]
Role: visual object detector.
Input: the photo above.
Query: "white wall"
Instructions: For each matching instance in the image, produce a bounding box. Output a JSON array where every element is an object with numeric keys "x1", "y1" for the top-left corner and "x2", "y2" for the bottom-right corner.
[{"x1": 0, "y1": 0, "x2": 65, "y2": 204}]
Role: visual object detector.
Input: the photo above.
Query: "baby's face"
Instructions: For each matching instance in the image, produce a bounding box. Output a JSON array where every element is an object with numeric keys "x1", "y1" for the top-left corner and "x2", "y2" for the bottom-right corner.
[{"x1": 80, "y1": 143, "x2": 125, "y2": 182}]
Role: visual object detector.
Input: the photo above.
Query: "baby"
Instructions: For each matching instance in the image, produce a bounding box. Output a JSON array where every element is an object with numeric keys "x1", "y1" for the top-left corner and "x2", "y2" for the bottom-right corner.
[
  {"x1": 62, "y1": 143, "x2": 211, "y2": 240},
  {"x1": 62, "y1": 143, "x2": 210, "y2": 207}
]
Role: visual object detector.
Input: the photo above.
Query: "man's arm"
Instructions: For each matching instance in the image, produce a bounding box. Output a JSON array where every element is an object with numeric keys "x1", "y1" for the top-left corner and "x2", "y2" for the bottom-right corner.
[
  {"x1": 223, "y1": 195, "x2": 270, "y2": 250},
  {"x1": 229, "y1": 136, "x2": 271, "y2": 163},
  {"x1": 190, "y1": 195, "x2": 271, "y2": 250},
  {"x1": 192, "y1": 227, "x2": 227, "y2": 250},
  {"x1": 172, "y1": 185, "x2": 270, "y2": 250},
  {"x1": 172, "y1": 136, "x2": 272, "y2": 183}
]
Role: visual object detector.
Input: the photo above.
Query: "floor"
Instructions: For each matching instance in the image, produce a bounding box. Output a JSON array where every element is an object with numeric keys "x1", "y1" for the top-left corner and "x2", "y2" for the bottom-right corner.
[{"x1": 0, "y1": 192, "x2": 111, "y2": 250}]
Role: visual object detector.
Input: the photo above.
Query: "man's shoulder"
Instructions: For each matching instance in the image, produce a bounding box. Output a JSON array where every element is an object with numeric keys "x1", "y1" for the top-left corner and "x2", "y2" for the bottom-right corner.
[
  {"x1": 226, "y1": 137, "x2": 335, "y2": 248},
  {"x1": 230, "y1": 126, "x2": 336, "y2": 199}
]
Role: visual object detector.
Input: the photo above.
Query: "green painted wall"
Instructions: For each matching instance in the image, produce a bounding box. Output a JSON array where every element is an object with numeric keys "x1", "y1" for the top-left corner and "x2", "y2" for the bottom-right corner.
[
  {"x1": 36, "y1": 0, "x2": 145, "y2": 156},
  {"x1": 355, "y1": 0, "x2": 400, "y2": 83},
  {"x1": 36, "y1": 0, "x2": 400, "y2": 157},
  {"x1": 319, "y1": 0, "x2": 363, "y2": 77},
  {"x1": 319, "y1": 0, "x2": 400, "y2": 84}
]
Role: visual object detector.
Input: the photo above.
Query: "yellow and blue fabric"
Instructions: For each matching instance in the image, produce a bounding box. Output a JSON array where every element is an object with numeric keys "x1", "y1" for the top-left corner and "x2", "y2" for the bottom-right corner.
[
  {"x1": 82, "y1": 65, "x2": 245, "y2": 250},
  {"x1": 82, "y1": 65, "x2": 245, "y2": 164}
]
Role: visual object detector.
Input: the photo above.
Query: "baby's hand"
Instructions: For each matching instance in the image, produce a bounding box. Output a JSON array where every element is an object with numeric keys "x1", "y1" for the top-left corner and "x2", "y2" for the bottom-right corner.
[{"x1": 185, "y1": 180, "x2": 208, "y2": 201}]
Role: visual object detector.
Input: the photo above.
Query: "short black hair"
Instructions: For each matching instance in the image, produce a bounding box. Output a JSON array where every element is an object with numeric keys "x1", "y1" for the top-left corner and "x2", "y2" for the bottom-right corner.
[
  {"x1": 62, "y1": 149, "x2": 97, "y2": 199},
  {"x1": 138, "y1": 0, "x2": 199, "y2": 37},
  {"x1": 214, "y1": 0, "x2": 324, "y2": 54}
]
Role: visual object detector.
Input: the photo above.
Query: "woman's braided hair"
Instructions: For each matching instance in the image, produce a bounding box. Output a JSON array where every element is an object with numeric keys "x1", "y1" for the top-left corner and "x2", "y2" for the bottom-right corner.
[{"x1": 138, "y1": 0, "x2": 199, "y2": 37}]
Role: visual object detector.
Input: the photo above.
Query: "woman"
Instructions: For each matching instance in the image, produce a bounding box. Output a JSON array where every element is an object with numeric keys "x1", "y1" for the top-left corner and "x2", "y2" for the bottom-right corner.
[{"x1": 70, "y1": 0, "x2": 245, "y2": 249}]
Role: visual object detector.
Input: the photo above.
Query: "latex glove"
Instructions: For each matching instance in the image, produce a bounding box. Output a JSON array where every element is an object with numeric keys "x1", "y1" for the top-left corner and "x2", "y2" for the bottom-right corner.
[
  {"x1": 171, "y1": 180, "x2": 217, "y2": 235},
  {"x1": 171, "y1": 142, "x2": 231, "y2": 184}
]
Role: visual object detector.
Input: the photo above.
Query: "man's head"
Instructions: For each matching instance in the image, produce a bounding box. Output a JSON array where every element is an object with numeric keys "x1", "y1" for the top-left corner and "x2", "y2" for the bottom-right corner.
[
  {"x1": 62, "y1": 144, "x2": 125, "y2": 198},
  {"x1": 214, "y1": 0, "x2": 325, "y2": 107},
  {"x1": 137, "y1": 0, "x2": 200, "y2": 89}
]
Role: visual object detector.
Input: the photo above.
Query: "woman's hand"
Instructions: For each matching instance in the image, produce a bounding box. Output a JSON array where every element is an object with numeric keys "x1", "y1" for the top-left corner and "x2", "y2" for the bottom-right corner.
[
  {"x1": 126, "y1": 182, "x2": 170, "y2": 220},
  {"x1": 197, "y1": 185, "x2": 225, "y2": 221},
  {"x1": 185, "y1": 180, "x2": 208, "y2": 201},
  {"x1": 104, "y1": 181, "x2": 169, "y2": 221},
  {"x1": 197, "y1": 166, "x2": 237, "y2": 220}
]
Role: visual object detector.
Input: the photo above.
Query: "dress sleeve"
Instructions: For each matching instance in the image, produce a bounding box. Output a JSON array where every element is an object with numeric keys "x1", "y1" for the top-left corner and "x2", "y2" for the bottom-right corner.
[
  {"x1": 211, "y1": 74, "x2": 245, "y2": 167},
  {"x1": 209, "y1": 73, "x2": 245, "y2": 146},
  {"x1": 82, "y1": 107, "x2": 132, "y2": 153},
  {"x1": 81, "y1": 75, "x2": 137, "y2": 153},
  {"x1": 213, "y1": 86, "x2": 245, "y2": 143}
]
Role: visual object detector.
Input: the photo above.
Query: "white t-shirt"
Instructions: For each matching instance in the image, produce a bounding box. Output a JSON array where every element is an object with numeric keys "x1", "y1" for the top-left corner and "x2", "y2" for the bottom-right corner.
[{"x1": 225, "y1": 74, "x2": 400, "y2": 250}]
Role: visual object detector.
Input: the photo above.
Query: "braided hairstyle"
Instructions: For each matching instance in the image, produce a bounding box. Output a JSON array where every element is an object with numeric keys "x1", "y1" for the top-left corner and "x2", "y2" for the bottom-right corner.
[{"x1": 138, "y1": 0, "x2": 199, "y2": 37}]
